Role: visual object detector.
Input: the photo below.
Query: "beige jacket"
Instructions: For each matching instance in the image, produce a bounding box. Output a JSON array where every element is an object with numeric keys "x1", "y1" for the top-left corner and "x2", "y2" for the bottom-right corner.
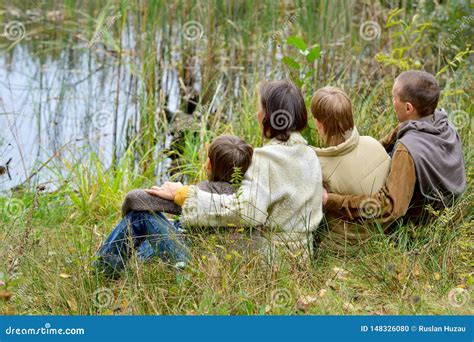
[
  {"x1": 313, "y1": 127, "x2": 391, "y2": 252},
  {"x1": 314, "y1": 127, "x2": 390, "y2": 195}
]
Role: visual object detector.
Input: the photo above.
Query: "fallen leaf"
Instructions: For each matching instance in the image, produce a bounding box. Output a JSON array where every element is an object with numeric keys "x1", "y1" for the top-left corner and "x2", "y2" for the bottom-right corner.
[
  {"x1": 4, "y1": 306, "x2": 15, "y2": 314},
  {"x1": 0, "y1": 291, "x2": 12, "y2": 301},
  {"x1": 296, "y1": 295, "x2": 318, "y2": 310},
  {"x1": 370, "y1": 306, "x2": 387, "y2": 315},
  {"x1": 343, "y1": 302, "x2": 355, "y2": 311},
  {"x1": 413, "y1": 265, "x2": 420, "y2": 277},
  {"x1": 120, "y1": 299, "x2": 129, "y2": 309},
  {"x1": 333, "y1": 267, "x2": 348, "y2": 280},
  {"x1": 325, "y1": 279, "x2": 337, "y2": 290},
  {"x1": 318, "y1": 289, "x2": 327, "y2": 298},
  {"x1": 67, "y1": 299, "x2": 77, "y2": 311},
  {"x1": 59, "y1": 273, "x2": 71, "y2": 279},
  {"x1": 434, "y1": 272, "x2": 441, "y2": 281}
]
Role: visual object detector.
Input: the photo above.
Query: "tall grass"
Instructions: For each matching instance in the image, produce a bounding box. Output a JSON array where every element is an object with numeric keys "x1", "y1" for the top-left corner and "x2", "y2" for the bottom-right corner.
[{"x1": 0, "y1": 0, "x2": 472, "y2": 315}]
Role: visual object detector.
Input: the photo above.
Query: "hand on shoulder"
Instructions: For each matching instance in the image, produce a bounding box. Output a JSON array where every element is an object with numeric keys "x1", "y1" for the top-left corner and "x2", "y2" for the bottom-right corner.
[{"x1": 145, "y1": 181, "x2": 184, "y2": 200}]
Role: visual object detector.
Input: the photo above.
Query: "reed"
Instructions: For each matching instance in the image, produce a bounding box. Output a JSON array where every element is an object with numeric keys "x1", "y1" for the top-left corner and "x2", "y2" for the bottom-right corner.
[{"x1": 0, "y1": 0, "x2": 472, "y2": 315}]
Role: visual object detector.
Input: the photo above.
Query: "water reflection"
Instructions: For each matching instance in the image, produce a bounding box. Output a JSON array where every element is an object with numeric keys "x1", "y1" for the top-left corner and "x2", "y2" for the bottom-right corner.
[
  {"x1": 0, "y1": 43, "x2": 137, "y2": 190},
  {"x1": 0, "y1": 4, "x2": 282, "y2": 191}
]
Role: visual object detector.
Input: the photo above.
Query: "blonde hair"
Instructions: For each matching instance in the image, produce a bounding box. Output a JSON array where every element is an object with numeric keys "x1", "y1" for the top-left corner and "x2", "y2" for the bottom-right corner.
[{"x1": 310, "y1": 86, "x2": 354, "y2": 146}]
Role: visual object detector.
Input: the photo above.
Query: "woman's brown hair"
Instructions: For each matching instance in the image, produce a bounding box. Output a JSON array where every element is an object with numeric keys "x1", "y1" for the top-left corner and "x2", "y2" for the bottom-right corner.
[
  {"x1": 207, "y1": 135, "x2": 253, "y2": 182},
  {"x1": 259, "y1": 80, "x2": 308, "y2": 142},
  {"x1": 311, "y1": 86, "x2": 354, "y2": 146}
]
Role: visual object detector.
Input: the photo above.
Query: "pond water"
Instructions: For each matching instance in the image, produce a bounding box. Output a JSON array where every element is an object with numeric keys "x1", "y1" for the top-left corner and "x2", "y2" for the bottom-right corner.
[
  {"x1": 1, "y1": 44, "x2": 132, "y2": 189},
  {"x1": 0, "y1": 8, "x2": 271, "y2": 191}
]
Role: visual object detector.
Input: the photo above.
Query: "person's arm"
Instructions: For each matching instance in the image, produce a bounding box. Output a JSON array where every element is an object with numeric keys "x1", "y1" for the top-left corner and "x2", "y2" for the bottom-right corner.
[
  {"x1": 121, "y1": 189, "x2": 182, "y2": 216},
  {"x1": 325, "y1": 143, "x2": 416, "y2": 225},
  {"x1": 179, "y1": 150, "x2": 270, "y2": 228}
]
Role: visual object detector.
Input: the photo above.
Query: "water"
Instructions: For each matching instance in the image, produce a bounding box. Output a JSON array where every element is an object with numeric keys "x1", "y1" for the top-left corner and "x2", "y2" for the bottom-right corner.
[
  {"x1": 0, "y1": 42, "x2": 139, "y2": 190},
  {"x1": 0, "y1": 20, "x2": 195, "y2": 191},
  {"x1": 0, "y1": 4, "x2": 289, "y2": 192}
]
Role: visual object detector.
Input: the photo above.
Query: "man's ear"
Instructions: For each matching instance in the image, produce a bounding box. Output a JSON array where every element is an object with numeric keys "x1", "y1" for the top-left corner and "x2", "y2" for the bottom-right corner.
[
  {"x1": 206, "y1": 157, "x2": 212, "y2": 171},
  {"x1": 406, "y1": 102, "x2": 421, "y2": 118}
]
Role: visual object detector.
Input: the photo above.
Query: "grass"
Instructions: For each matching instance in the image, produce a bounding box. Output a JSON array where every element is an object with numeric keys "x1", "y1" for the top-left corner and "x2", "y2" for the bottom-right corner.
[
  {"x1": 0, "y1": 0, "x2": 473, "y2": 315},
  {"x1": 0, "y1": 192, "x2": 472, "y2": 315}
]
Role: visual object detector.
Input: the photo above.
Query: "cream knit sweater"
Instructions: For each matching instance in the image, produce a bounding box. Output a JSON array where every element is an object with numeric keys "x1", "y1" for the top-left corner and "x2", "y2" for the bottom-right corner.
[{"x1": 181, "y1": 132, "x2": 323, "y2": 258}]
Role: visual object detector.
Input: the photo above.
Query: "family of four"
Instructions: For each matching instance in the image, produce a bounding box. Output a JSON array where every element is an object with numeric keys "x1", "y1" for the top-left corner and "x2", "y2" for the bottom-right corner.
[{"x1": 93, "y1": 70, "x2": 467, "y2": 276}]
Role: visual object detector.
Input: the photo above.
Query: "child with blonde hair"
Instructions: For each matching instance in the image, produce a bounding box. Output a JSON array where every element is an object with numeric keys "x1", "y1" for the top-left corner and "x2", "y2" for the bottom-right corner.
[{"x1": 311, "y1": 86, "x2": 391, "y2": 252}]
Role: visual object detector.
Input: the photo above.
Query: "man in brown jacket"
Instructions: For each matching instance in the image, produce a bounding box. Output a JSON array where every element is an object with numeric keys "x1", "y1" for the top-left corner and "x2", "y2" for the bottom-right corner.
[{"x1": 323, "y1": 70, "x2": 467, "y2": 228}]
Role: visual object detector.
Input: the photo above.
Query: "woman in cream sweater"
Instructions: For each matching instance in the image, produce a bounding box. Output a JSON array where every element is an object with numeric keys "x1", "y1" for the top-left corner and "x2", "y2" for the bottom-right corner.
[
  {"x1": 311, "y1": 86, "x2": 391, "y2": 252},
  {"x1": 151, "y1": 81, "x2": 323, "y2": 262}
]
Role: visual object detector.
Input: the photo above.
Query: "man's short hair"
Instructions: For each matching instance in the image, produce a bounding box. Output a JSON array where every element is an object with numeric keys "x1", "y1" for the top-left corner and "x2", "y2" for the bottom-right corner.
[{"x1": 395, "y1": 70, "x2": 440, "y2": 117}]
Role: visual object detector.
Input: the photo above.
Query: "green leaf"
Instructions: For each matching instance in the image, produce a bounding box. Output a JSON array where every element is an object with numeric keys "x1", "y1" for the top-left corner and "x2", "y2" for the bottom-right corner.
[
  {"x1": 306, "y1": 45, "x2": 321, "y2": 62},
  {"x1": 282, "y1": 56, "x2": 300, "y2": 69},
  {"x1": 375, "y1": 53, "x2": 387, "y2": 63},
  {"x1": 386, "y1": 8, "x2": 404, "y2": 27},
  {"x1": 385, "y1": 19, "x2": 404, "y2": 29},
  {"x1": 286, "y1": 36, "x2": 307, "y2": 51}
]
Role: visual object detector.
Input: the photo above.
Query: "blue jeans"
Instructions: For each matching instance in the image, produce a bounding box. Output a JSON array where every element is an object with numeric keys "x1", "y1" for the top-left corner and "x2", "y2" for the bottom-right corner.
[{"x1": 94, "y1": 211, "x2": 188, "y2": 275}]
